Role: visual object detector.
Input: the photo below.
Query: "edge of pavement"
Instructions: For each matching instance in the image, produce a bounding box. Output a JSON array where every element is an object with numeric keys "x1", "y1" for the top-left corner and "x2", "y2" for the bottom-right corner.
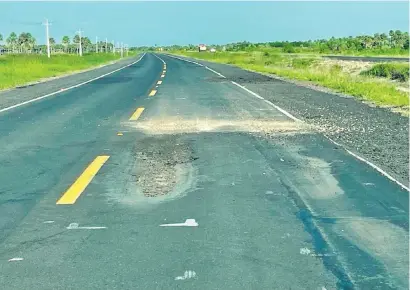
[
  {"x1": 0, "y1": 53, "x2": 146, "y2": 112},
  {"x1": 162, "y1": 53, "x2": 410, "y2": 192}
]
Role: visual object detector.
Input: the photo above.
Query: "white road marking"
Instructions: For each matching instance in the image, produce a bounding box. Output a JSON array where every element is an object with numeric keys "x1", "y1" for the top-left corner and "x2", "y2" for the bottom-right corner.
[
  {"x1": 300, "y1": 248, "x2": 311, "y2": 255},
  {"x1": 163, "y1": 54, "x2": 203, "y2": 66},
  {"x1": 152, "y1": 53, "x2": 166, "y2": 65},
  {"x1": 205, "y1": 66, "x2": 226, "y2": 78},
  {"x1": 67, "y1": 223, "x2": 107, "y2": 230},
  {"x1": 323, "y1": 135, "x2": 409, "y2": 191},
  {"x1": 160, "y1": 219, "x2": 198, "y2": 227},
  {"x1": 230, "y1": 81, "x2": 264, "y2": 100},
  {"x1": 0, "y1": 53, "x2": 146, "y2": 114},
  {"x1": 175, "y1": 270, "x2": 197, "y2": 281},
  {"x1": 164, "y1": 53, "x2": 410, "y2": 192},
  {"x1": 43, "y1": 221, "x2": 55, "y2": 224},
  {"x1": 8, "y1": 257, "x2": 24, "y2": 262}
]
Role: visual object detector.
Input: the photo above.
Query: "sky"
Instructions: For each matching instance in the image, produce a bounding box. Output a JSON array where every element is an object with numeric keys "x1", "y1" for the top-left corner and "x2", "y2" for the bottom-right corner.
[{"x1": 0, "y1": 1, "x2": 408, "y2": 46}]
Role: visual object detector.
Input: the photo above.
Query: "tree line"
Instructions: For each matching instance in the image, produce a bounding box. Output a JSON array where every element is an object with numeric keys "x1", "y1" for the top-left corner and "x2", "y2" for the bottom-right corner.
[
  {"x1": 221, "y1": 30, "x2": 409, "y2": 53},
  {"x1": 152, "y1": 30, "x2": 409, "y2": 54},
  {"x1": 0, "y1": 31, "x2": 115, "y2": 54}
]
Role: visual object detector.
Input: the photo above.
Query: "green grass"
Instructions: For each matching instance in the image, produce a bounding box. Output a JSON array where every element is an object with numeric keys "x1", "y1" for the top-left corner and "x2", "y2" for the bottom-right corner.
[
  {"x1": 0, "y1": 53, "x2": 135, "y2": 90},
  {"x1": 361, "y1": 63, "x2": 409, "y2": 82},
  {"x1": 173, "y1": 51, "x2": 409, "y2": 108}
]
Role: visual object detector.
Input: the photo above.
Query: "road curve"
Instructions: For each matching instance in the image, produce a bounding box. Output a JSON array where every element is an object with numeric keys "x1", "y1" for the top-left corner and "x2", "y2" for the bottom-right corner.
[{"x1": 0, "y1": 53, "x2": 407, "y2": 289}]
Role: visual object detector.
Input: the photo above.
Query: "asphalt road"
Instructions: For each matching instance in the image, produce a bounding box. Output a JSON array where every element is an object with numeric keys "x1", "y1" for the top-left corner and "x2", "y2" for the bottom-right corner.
[
  {"x1": 0, "y1": 53, "x2": 408, "y2": 290},
  {"x1": 323, "y1": 55, "x2": 409, "y2": 62}
]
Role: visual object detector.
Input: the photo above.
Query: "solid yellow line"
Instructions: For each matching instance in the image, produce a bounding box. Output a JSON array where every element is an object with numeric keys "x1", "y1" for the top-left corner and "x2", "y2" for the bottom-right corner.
[
  {"x1": 157, "y1": 80, "x2": 162, "y2": 85},
  {"x1": 129, "y1": 107, "x2": 145, "y2": 120},
  {"x1": 149, "y1": 90, "x2": 157, "y2": 97},
  {"x1": 56, "y1": 156, "x2": 110, "y2": 205}
]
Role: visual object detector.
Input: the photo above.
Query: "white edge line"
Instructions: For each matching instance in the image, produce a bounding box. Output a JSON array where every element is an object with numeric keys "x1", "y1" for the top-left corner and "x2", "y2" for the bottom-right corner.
[
  {"x1": 153, "y1": 53, "x2": 166, "y2": 65},
  {"x1": 231, "y1": 79, "x2": 409, "y2": 192},
  {"x1": 0, "y1": 53, "x2": 146, "y2": 114},
  {"x1": 324, "y1": 135, "x2": 410, "y2": 191},
  {"x1": 155, "y1": 54, "x2": 410, "y2": 191},
  {"x1": 204, "y1": 66, "x2": 226, "y2": 78},
  {"x1": 163, "y1": 54, "x2": 203, "y2": 66}
]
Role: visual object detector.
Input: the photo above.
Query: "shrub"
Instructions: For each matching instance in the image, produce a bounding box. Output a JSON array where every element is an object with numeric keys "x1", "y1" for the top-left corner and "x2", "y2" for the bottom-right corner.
[{"x1": 361, "y1": 63, "x2": 409, "y2": 82}]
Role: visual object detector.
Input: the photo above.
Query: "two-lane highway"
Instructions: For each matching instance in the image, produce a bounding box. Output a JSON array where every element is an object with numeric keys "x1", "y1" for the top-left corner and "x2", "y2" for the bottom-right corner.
[{"x1": 0, "y1": 53, "x2": 408, "y2": 289}]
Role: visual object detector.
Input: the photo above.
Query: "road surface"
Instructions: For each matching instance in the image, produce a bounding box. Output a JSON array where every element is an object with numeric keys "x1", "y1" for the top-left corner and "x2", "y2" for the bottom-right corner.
[
  {"x1": 0, "y1": 53, "x2": 408, "y2": 290},
  {"x1": 323, "y1": 55, "x2": 409, "y2": 62}
]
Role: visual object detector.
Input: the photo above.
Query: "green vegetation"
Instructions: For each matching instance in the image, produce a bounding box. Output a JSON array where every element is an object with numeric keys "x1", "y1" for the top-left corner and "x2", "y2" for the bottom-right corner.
[
  {"x1": 173, "y1": 51, "x2": 408, "y2": 108},
  {"x1": 145, "y1": 30, "x2": 409, "y2": 57},
  {"x1": 361, "y1": 63, "x2": 409, "y2": 82},
  {"x1": 0, "y1": 53, "x2": 128, "y2": 90}
]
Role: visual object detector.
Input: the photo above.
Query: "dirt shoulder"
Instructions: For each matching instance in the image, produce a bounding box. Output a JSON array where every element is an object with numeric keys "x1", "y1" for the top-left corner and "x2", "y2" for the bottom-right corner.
[
  {"x1": 0, "y1": 54, "x2": 143, "y2": 111},
  {"x1": 171, "y1": 55, "x2": 409, "y2": 186}
]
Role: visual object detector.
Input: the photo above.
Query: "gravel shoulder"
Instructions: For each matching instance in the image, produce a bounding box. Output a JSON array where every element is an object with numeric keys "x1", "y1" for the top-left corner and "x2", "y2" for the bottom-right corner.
[
  {"x1": 0, "y1": 54, "x2": 142, "y2": 110},
  {"x1": 169, "y1": 54, "x2": 409, "y2": 186}
]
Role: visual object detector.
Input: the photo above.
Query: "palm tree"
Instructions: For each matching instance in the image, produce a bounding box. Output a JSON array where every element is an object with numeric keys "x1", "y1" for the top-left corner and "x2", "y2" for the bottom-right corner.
[
  {"x1": 49, "y1": 37, "x2": 55, "y2": 52},
  {"x1": 6, "y1": 32, "x2": 17, "y2": 52},
  {"x1": 62, "y1": 36, "x2": 70, "y2": 53},
  {"x1": 18, "y1": 32, "x2": 36, "y2": 53}
]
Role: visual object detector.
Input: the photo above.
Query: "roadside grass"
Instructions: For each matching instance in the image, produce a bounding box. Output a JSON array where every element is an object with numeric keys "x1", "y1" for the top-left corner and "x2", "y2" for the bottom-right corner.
[
  {"x1": 360, "y1": 63, "x2": 409, "y2": 82},
  {"x1": 173, "y1": 51, "x2": 409, "y2": 108},
  {"x1": 0, "y1": 53, "x2": 135, "y2": 90}
]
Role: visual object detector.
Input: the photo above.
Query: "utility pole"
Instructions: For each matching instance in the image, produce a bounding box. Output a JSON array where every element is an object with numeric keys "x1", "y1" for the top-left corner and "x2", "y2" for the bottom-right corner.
[
  {"x1": 121, "y1": 42, "x2": 123, "y2": 58},
  {"x1": 43, "y1": 19, "x2": 51, "y2": 58},
  {"x1": 77, "y1": 29, "x2": 83, "y2": 56},
  {"x1": 126, "y1": 44, "x2": 128, "y2": 56},
  {"x1": 96, "y1": 36, "x2": 98, "y2": 53},
  {"x1": 112, "y1": 40, "x2": 115, "y2": 54},
  {"x1": 105, "y1": 38, "x2": 108, "y2": 53}
]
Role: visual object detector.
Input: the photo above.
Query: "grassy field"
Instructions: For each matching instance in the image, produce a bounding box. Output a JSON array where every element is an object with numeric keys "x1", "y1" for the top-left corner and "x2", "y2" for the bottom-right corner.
[
  {"x1": 173, "y1": 51, "x2": 409, "y2": 108},
  {"x1": 0, "y1": 53, "x2": 136, "y2": 90}
]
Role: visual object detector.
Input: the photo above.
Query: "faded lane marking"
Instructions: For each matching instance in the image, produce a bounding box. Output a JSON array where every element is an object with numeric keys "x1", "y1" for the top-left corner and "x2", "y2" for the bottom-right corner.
[
  {"x1": 129, "y1": 107, "x2": 145, "y2": 121},
  {"x1": 56, "y1": 156, "x2": 110, "y2": 205},
  {"x1": 175, "y1": 270, "x2": 197, "y2": 281},
  {"x1": 117, "y1": 132, "x2": 123, "y2": 136},
  {"x1": 157, "y1": 80, "x2": 162, "y2": 85},
  {"x1": 0, "y1": 53, "x2": 146, "y2": 114},
  {"x1": 160, "y1": 219, "x2": 198, "y2": 227},
  {"x1": 149, "y1": 90, "x2": 157, "y2": 97},
  {"x1": 8, "y1": 258, "x2": 24, "y2": 262},
  {"x1": 67, "y1": 223, "x2": 107, "y2": 230},
  {"x1": 161, "y1": 74, "x2": 165, "y2": 78}
]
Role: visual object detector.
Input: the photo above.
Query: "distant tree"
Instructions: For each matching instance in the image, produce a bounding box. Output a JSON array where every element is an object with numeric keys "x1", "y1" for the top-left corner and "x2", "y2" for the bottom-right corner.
[
  {"x1": 6, "y1": 32, "x2": 17, "y2": 51},
  {"x1": 0, "y1": 33, "x2": 3, "y2": 42},
  {"x1": 18, "y1": 32, "x2": 36, "y2": 52},
  {"x1": 62, "y1": 36, "x2": 70, "y2": 52}
]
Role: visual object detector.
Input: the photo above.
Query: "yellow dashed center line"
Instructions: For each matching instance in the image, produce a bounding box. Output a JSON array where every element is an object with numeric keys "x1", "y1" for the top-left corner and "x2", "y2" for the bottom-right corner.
[
  {"x1": 157, "y1": 80, "x2": 162, "y2": 85},
  {"x1": 149, "y1": 90, "x2": 157, "y2": 97},
  {"x1": 129, "y1": 107, "x2": 145, "y2": 120},
  {"x1": 56, "y1": 156, "x2": 110, "y2": 205}
]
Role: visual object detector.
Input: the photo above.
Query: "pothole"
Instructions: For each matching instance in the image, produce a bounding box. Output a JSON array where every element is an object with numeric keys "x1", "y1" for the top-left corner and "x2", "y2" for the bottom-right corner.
[{"x1": 134, "y1": 136, "x2": 198, "y2": 197}]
